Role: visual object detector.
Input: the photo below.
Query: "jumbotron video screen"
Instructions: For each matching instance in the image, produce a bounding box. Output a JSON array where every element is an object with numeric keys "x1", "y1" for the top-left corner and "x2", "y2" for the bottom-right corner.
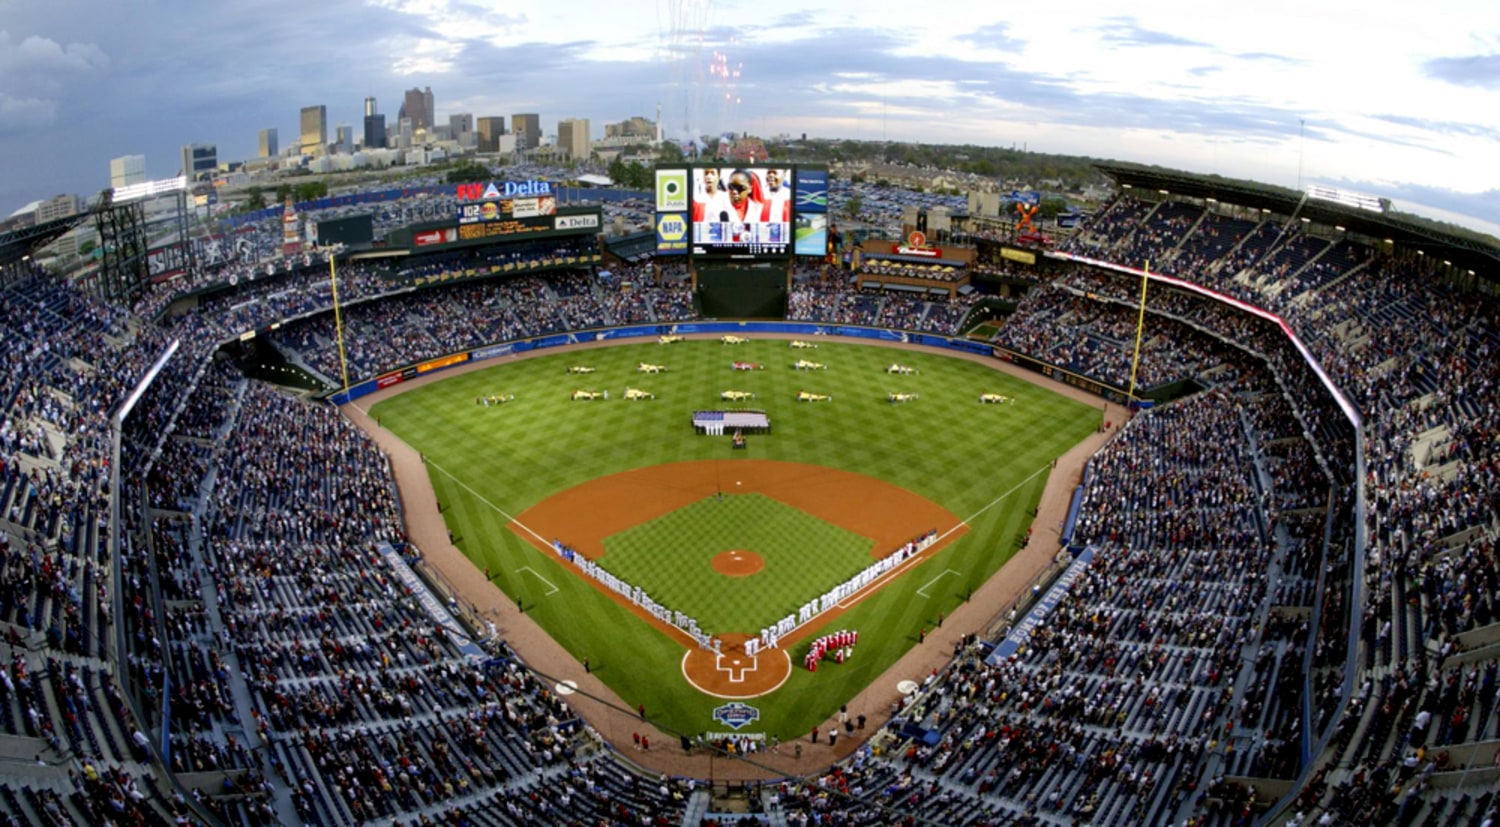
[{"x1": 690, "y1": 166, "x2": 792, "y2": 257}]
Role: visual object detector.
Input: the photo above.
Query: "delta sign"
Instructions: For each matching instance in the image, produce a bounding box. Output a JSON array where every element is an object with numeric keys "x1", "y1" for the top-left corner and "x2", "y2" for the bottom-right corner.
[{"x1": 455, "y1": 180, "x2": 554, "y2": 201}]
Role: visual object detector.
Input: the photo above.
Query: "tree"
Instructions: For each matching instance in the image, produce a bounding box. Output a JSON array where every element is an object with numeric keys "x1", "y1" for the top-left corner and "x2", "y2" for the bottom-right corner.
[
  {"x1": 444, "y1": 161, "x2": 491, "y2": 183},
  {"x1": 244, "y1": 187, "x2": 266, "y2": 212},
  {"x1": 292, "y1": 181, "x2": 328, "y2": 202},
  {"x1": 624, "y1": 161, "x2": 649, "y2": 190},
  {"x1": 845, "y1": 194, "x2": 863, "y2": 218},
  {"x1": 658, "y1": 142, "x2": 684, "y2": 163}
]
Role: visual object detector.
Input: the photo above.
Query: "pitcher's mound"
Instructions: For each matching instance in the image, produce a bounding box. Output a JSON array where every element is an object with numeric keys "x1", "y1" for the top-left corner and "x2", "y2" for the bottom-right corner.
[{"x1": 711, "y1": 550, "x2": 764, "y2": 577}]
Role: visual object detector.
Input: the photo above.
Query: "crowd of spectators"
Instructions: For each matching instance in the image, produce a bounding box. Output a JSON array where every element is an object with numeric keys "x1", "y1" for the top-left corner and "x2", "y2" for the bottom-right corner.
[
  {"x1": 1035, "y1": 194, "x2": 1500, "y2": 824},
  {"x1": 990, "y1": 280, "x2": 1229, "y2": 390},
  {"x1": 2, "y1": 174, "x2": 1498, "y2": 826},
  {"x1": 787, "y1": 284, "x2": 977, "y2": 336},
  {"x1": 271, "y1": 269, "x2": 696, "y2": 383}
]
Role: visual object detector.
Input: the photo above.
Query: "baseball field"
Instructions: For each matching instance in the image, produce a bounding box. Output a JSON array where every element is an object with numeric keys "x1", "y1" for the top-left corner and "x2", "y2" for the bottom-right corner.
[{"x1": 369, "y1": 337, "x2": 1100, "y2": 741}]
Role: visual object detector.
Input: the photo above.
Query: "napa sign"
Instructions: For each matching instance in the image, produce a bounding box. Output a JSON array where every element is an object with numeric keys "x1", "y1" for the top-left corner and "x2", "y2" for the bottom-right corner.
[{"x1": 455, "y1": 180, "x2": 554, "y2": 201}]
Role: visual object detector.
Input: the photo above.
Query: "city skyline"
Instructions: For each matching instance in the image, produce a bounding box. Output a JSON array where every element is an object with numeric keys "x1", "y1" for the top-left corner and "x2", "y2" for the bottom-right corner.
[{"x1": 1, "y1": 0, "x2": 1497, "y2": 233}]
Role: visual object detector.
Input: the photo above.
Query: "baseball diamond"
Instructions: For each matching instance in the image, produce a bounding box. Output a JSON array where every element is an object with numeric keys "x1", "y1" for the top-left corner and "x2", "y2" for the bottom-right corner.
[{"x1": 370, "y1": 337, "x2": 1100, "y2": 740}]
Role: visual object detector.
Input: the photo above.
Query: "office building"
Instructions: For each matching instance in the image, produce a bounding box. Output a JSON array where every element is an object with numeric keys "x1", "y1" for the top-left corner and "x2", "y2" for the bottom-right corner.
[
  {"x1": 403, "y1": 86, "x2": 434, "y2": 131},
  {"x1": 363, "y1": 114, "x2": 387, "y2": 150},
  {"x1": 557, "y1": 118, "x2": 591, "y2": 160},
  {"x1": 181, "y1": 143, "x2": 217, "y2": 180},
  {"x1": 448, "y1": 113, "x2": 474, "y2": 148},
  {"x1": 364, "y1": 96, "x2": 377, "y2": 118},
  {"x1": 477, "y1": 117, "x2": 506, "y2": 153},
  {"x1": 512, "y1": 113, "x2": 540, "y2": 150},
  {"x1": 604, "y1": 116, "x2": 656, "y2": 140},
  {"x1": 335, "y1": 125, "x2": 354, "y2": 154},
  {"x1": 258, "y1": 128, "x2": 278, "y2": 158},
  {"x1": 35, "y1": 194, "x2": 81, "y2": 223},
  {"x1": 109, "y1": 155, "x2": 146, "y2": 189},
  {"x1": 300, "y1": 105, "x2": 328, "y2": 155}
]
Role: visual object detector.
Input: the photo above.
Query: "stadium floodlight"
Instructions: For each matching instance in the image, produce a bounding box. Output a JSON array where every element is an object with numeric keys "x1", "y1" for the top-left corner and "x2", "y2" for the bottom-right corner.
[
  {"x1": 113, "y1": 176, "x2": 187, "y2": 203},
  {"x1": 1122, "y1": 183, "x2": 1132, "y2": 189},
  {"x1": 1305, "y1": 184, "x2": 1383, "y2": 212},
  {"x1": 1300, "y1": 217, "x2": 1311, "y2": 223},
  {"x1": 1158, "y1": 189, "x2": 1169, "y2": 195},
  {"x1": 1335, "y1": 226, "x2": 1346, "y2": 232}
]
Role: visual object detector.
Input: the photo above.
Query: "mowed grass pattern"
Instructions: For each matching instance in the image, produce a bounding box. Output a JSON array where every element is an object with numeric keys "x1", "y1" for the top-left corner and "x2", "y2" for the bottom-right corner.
[
  {"x1": 601, "y1": 493, "x2": 874, "y2": 632},
  {"x1": 371, "y1": 337, "x2": 1101, "y2": 739}
]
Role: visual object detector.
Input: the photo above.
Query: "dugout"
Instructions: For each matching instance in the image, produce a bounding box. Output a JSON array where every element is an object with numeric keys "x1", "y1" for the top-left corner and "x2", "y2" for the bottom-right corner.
[{"x1": 693, "y1": 263, "x2": 788, "y2": 318}]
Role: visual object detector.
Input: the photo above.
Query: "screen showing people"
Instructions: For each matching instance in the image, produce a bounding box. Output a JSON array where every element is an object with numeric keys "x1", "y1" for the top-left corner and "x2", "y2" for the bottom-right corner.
[{"x1": 691, "y1": 167, "x2": 792, "y2": 256}]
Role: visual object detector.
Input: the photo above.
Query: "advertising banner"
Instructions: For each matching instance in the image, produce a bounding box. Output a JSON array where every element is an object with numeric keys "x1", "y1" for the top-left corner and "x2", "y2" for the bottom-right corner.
[
  {"x1": 417, "y1": 353, "x2": 469, "y2": 373},
  {"x1": 656, "y1": 168, "x2": 688, "y2": 212},
  {"x1": 655, "y1": 212, "x2": 688, "y2": 255},
  {"x1": 794, "y1": 168, "x2": 828, "y2": 213},
  {"x1": 555, "y1": 213, "x2": 601, "y2": 231}
]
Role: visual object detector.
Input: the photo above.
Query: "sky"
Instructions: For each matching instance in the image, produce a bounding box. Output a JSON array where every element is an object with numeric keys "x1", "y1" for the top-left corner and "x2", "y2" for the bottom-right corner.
[{"x1": 3, "y1": 0, "x2": 1499, "y2": 235}]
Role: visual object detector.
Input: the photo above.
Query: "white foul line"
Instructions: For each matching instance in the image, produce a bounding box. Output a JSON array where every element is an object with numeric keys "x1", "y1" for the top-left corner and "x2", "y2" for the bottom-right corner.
[
  {"x1": 516, "y1": 566, "x2": 560, "y2": 596},
  {"x1": 426, "y1": 459, "x2": 552, "y2": 548},
  {"x1": 916, "y1": 568, "x2": 960, "y2": 598},
  {"x1": 946, "y1": 463, "x2": 1053, "y2": 538},
  {"x1": 829, "y1": 463, "x2": 1053, "y2": 611}
]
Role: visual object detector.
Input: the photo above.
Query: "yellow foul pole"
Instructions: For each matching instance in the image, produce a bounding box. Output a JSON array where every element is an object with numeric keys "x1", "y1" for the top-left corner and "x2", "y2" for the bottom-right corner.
[
  {"x1": 1125, "y1": 261, "x2": 1150, "y2": 407},
  {"x1": 329, "y1": 252, "x2": 353, "y2": 401}
]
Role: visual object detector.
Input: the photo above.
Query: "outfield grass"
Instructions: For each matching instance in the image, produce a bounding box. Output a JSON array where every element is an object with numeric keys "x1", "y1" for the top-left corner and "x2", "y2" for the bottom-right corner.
[
  {"x1": 602, "y1": 492, "x2": 874, "y2": 632},
  {"x1": 371, "y1": 337, "x2": 1101, "y2": 741}
]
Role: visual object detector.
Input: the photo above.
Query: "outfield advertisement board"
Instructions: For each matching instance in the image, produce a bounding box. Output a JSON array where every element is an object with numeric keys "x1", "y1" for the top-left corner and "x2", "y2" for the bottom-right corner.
[
  {"x1": 794, "y1": 168, "x2": 828, "y2": 214},
  {"x1": 554, "y1": 214, "x2": 600, "y2": 231},
  {"x1": 417, "y1": 353, "x2": 469, "y2": 373},
  {"x1": 414, "y1": 228, "x2": 459, "y2": 247},
  {"x1": 655, "y1": 213, "x2": 688, "y2": 255},
  {"x1": 458, "y1": 217, "x2": 554, "y2": 241},
  {"x1": 458, "y1": 196, "x2": 557, "y2": 225},
  {"x1": 655, "y1": 168, "x2": 688, "y2": 212}
]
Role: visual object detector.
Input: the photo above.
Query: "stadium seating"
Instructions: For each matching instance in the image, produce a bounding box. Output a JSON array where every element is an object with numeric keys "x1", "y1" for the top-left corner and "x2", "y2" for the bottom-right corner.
[{"x1": 1, "y1": 174, "x2": 1497, "y2": 826}]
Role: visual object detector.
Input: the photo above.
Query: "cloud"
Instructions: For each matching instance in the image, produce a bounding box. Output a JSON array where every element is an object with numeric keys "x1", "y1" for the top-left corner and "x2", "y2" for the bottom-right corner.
[
  {"x1": 0, "y1": 31, "x2": 109, "y2": 74},
  {"x1": 1095, "y1": 17, "x2": 1208, "y2": 49},
  {"x1": 1369, "y1": 113, "x2": 1500, "y2": 142},
  {"x1": 0, "y1": 93, "x2": 57, "y2": 132},
  {"x1": 1234, "y1": 51, "x2": 1302, "y2": 65},
  {"x1": 958, "y1": 22, "x2": 1027, "y2": 52},
  {"x1": 1423, "y1": 53, "x2": 1500, "y2": 88}
]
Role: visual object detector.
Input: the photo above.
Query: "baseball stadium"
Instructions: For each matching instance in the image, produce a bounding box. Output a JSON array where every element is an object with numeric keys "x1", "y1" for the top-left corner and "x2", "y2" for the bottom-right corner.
[
  {"x1": 1, "y1": 155, "x2": 1496, "y2": 827},
  {"x1": 0, "y1": 24, "x2": 1498, "y2": 827}
]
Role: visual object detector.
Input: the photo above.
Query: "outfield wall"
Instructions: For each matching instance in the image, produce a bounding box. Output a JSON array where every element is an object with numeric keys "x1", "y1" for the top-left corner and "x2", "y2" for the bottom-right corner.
[{"x1": 327, "y1": 322, "x2": 1003, "y2": 404}]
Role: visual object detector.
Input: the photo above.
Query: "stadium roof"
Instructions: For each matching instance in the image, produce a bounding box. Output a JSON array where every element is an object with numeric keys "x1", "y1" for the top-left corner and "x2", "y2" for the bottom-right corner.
[
  {"x1": 0, "y1": 213, "x2": 89, "y2": 268},
  {"x1": 605, "y1": 230, "x2": 656, "y2": 263},
  {"x1": 1096, "y1": 161, "x2": 1500, "y2": 278}
]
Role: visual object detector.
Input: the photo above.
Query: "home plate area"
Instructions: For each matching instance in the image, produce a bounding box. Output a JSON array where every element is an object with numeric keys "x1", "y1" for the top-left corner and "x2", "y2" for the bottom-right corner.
[{"x1": 681, "y1": 632, "x2": 791, "y2": 699}]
